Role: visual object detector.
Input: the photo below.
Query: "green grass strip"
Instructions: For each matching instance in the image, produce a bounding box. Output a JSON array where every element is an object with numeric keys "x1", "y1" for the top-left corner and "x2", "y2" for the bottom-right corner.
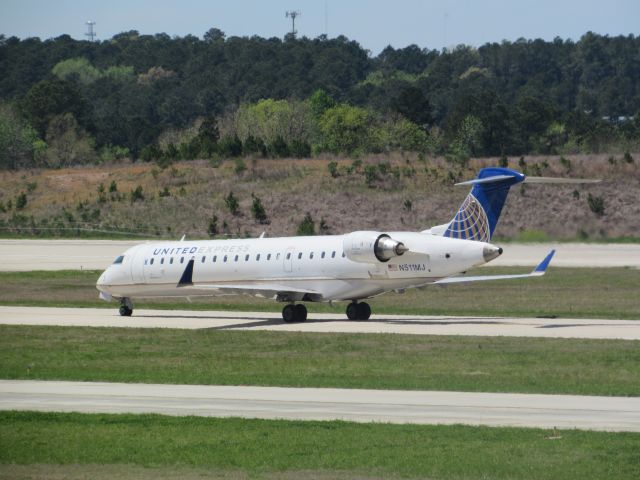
[
  {"x1": 1, "y1": 411, "x2": 639, "y2": 479},
  {"x1": 2, "y1": 325, "x2": 639, "y2": 396},
  {"x1": 1, "y1": 267, "x2": 639, "y2": 319}
]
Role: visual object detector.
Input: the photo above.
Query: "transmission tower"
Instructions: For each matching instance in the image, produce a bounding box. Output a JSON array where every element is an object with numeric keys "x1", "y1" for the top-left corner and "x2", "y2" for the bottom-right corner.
[
  {"x1": 85, "y1": 21, "x2": 96, "y2": 42},
  {"x1": 285, "y1": 11, "x2": 301, "y2": 37}
]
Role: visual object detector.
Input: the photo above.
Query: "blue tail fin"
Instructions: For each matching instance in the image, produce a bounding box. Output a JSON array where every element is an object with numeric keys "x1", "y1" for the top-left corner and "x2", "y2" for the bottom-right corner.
[{"x1": 442, "y1": 167, "x2": 525, "y2": 242}]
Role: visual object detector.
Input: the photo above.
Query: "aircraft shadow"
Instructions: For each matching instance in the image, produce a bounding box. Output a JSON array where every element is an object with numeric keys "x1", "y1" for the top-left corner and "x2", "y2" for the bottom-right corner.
[{"x1": 132, "y1": 313, "x2": 626, "y2": 331}]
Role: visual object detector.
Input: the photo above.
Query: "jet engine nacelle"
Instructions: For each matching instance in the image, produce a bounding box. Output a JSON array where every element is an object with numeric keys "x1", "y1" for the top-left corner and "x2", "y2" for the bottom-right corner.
[{"x1": 343, "y1": 231, "x2": 408, "y2": 263}]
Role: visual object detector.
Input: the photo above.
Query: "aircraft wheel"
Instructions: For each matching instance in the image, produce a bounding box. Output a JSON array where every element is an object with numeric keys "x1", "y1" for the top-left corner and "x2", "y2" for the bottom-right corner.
[
  {"x1": 346, "y1": 302, "x2": 359, "y2": 320},
  {"x1": 357, "y1": 302, "x2": 371, "y2": 321},
  {"x1": 282, "y1": 304, "x2": 296, "y2": 323},
  {"x1": 294, "y1": 304, "x2": 307, "y2": 322},
  {"x1": 119, "y1": 305, "x2": 133, "y2": 317}
]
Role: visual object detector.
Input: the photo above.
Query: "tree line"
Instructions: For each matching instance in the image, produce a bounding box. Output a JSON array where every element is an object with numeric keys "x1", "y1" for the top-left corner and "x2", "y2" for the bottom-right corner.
[{"x1": 0, "y1": 29, "x2": 639, "y2": 169}]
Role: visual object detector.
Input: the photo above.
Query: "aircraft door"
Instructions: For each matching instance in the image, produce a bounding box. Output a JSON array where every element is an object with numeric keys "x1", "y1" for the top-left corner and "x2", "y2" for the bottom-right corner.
[
  {"x1": 130, "y1": 245, "x2": 147, "y2": 284},
  {"x1": 283, "y1": 246, "x2": 295, "y2": 273}
]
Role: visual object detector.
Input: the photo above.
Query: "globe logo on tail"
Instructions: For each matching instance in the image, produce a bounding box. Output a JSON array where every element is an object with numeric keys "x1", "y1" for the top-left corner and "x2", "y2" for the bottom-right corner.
[{"x1": 443, "y1": 194, "x2": 490, "y2": 242}]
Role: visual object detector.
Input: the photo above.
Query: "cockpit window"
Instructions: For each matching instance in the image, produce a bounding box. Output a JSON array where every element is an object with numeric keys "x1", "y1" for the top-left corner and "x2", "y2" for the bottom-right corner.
[{"x1": 113, "y1": 255, "x2": 124, "y2": 265}]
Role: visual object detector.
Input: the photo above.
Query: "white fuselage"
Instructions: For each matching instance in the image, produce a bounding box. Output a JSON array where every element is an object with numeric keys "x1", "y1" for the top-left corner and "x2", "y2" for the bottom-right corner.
[{"x1": 97, "y1": 232, "x2": 497, "y2": 303}]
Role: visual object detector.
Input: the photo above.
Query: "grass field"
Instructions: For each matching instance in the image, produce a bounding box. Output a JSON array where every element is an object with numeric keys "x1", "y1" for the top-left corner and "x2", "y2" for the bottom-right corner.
[
  {"x1": 2, "y1": 325, "x2": 639, "y2": 396},
  {"x1": 1, "y1": 266, "x2": 639, "y2": 319},
  {"x1": 1, "y1": 411, "x2": 639, "y2": 480}
]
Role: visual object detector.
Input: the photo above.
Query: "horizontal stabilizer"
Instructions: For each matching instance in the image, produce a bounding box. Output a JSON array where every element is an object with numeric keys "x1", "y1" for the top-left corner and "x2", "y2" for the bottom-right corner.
[
  {"x1": 435, "y1": 249, "x2": 555, "y2": 285},
  {"x1": 454, "y1": 175, "x2": 517, "y2": 186},
  {"x1": 524, "y1": 176, "x2": 600, "y2": 184}
]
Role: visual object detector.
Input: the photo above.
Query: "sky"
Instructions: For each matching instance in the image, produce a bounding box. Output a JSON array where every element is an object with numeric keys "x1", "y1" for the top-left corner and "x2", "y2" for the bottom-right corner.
[{"x1": 1, "y1": 0, "x2": 638, "y2": 54}]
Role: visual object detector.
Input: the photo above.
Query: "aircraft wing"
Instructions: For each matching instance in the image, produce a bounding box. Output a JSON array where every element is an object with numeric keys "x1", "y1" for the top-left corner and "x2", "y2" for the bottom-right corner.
[
  {"x1": 435, "y1": 250, "x2": 555, "y2": 285},
  {"x1": 176, "y1": 259, "x2": 322, "y2": 301}
]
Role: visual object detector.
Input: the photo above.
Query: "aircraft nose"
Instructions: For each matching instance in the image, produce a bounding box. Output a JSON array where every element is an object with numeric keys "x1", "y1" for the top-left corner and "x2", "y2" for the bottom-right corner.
[
  {"x1": 97, "y1": 271, "x2": 107, "y2": 289},
  {"x1": 483, "y1": 244, "x2": 503, "y2": 262}
]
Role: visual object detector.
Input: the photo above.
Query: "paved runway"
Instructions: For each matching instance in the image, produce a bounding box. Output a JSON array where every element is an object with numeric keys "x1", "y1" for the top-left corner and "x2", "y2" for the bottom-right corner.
[
  {"x1": 1, "y1": 380, "x2": 638, "y2": 432},
  {"x1": 2, "y1": 306, "x2": 638, "y2": 340},
  {"x1": 1, "y1": 239, "x2": 638, "y2": 271}
]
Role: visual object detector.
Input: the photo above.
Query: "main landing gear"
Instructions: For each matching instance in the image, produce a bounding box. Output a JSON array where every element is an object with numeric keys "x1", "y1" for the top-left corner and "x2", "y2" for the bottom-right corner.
[
  {"x1": 119, "y1": 298, "x2": 133, "y2": 317},
  {"x1": 280, "y1": 301, "x2": 372, "y2": 323},
  {"x1": 346, "y1": 301, "x2": 371, "y2": 321},
  {"x1": 282, "y1": 303, "x2": 307, "y2": 323}
]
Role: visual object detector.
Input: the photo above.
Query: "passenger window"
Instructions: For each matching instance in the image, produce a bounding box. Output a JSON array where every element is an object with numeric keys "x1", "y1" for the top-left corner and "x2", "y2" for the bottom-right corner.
[
  {"x1": 160, "y1": 258, "x2": 164, "y2": 265},
  {"x1": 113, "y1": 255, "x2": 124, "y2": 265},
  {"x1": 234, "y1": 255, "x2": 239, "y2": 262},
  {"x1": 180, "y1": 257, "x2": 184, "y2": 264},
  {"x1": 331, "y1": 251, "x2": 336, "y2": 258},
  {"x1": 201, "y1": 256, "x2": 206, "y2": 263},
  {"x1": 245, "y1": 254, "x2": 249, "y2": 261},
  {"x1": 150, "y1": 258, "x2": 154, "y2": 265},
  {"x1": 267, "y1": 254, "x2": 271, "y2": 260},
  {"x1": 170, "y1": 257, "x2": 174, "y2": 264},
  {"x1": 321, "y1": 252, "x2": 325, "y2": 259},
  {"x1": 298, "y1": 252, "x2": 302, "y2": 259},
  {"x1": 310, "y1": 252, "x2": 314, "y2": 259},
  {"x1": 213, "y1": 255, "x2": 217, "y2": 262},
  {"x1": 277, "y1": 253, "x2": 281, "y2": 260},
  {"x1": 224, "y1": 255, "x2": 228, "y2": 262},
  {"x1": 256, "y1": 254, "x2": 261, "y2": 261},
  {"x1": 286, "y1": 253, "x2": 291, "y2": 260},
  {"x1": 342, "y1": 252, "x2": 346, "y2": 258}
]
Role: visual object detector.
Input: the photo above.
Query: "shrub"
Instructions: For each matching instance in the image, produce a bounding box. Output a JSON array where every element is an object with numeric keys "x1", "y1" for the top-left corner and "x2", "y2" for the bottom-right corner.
[
  {"x1": 218, "y1": 135, "x2": 243, "y2": 158},
  {"x1": 234, "y1": 158, "x2": 247, "y2": 175},
  {"x1": 225, "y1": 191, "x2": 240, "y2": 216},
  {"x1": 297, "y1": 213, "x2": 315, "y2": 236},
  {"x1": 243, "y1": 135, "x2": 267, "y2": 157},
  {"x1": 319, "y1": 218, "x2": 330, "y2": 234},
  {"x1": 207, "y1": 215, "x2": 219, "y2": 237},
  {"x1": 587, "y1": 193, "x2": 605, "y2": 216},
  {"x1": 140, "y1": 144, "x2": 162, "y2": 163},
  {"x1": 109, "y1": 180, "x2": 118, "y2": 193},
  {"x1": 130, "y1": 185, "x2": 144, "y2": 203},
  {"x1": 268, "y1": 135, "x2": 290, "y2": 158},
  {"x1": 624, "y1": 151, "x2": 634, "y2": 163},
  {"x1": 327, "y1": 161, "x2": 339, "y2": 178},
  {"x1": 251, "y1": 194, "x2": 268, "y2": 224},
  {"x1": 15, "y1": 192, "x2": 27, "y2": 210},
  {"x1": 377, "y1": 161, "x2": 391, "y2": 175},
  {"x1": 364, "y1": 164, "x2": 378, "y2": 187},
  {"x1": 290, "y1": 139, "x2": 311, "y2": 158}
]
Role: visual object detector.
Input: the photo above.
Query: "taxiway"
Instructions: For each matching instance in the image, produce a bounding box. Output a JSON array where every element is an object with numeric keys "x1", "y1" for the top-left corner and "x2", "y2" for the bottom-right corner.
[
  {"x1": 1, "y1": 306, "x2": 638, "y2": 340},
  {"x1": 1, "y1": 380, "x2": 638, "y2": 432}
]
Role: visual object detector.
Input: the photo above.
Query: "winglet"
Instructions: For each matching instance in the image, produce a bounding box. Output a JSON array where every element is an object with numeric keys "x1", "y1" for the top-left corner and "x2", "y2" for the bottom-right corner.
[
  {"x1": 178, "y1": 259, "x2": 194, "y2": 287},
  {"x1": 532, "y1": 249, "x2": 555, "y2": 276}
]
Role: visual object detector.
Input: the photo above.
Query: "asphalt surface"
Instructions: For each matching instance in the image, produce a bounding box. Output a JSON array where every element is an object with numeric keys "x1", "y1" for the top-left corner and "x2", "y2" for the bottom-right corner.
[
  {"x1": 2, "y1": 380, "x2": 638, "y2": 432},
  {"x1": 1, "y1": 306, "x2": 639, "y2": 339},
  {"x1": 0, "y1": 239, "x2": 638, "y2": 271}
]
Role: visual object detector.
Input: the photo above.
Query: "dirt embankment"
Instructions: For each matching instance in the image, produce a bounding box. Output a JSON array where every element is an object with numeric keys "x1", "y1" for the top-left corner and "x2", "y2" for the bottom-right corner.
[{"x1": 0, "y1": 153, "x2": 638, "y2": 241}]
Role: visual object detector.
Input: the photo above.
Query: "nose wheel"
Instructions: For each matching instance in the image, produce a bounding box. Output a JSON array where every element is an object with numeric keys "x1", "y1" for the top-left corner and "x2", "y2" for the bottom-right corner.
[
  {"x1": 282, "y1": 304, "x2": 307, "y2": 323},
  {"x1": 119, "y1": 298, "x2": 133, "y2": 317},
  {"x1": 346, "y1": 301, "x2": 371, "y2": 321}
]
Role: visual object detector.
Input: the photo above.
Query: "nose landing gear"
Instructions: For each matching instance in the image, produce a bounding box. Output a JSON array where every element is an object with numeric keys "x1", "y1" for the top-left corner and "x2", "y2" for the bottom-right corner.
[
  {"x1": 119, "y1": 298, "x2": 133, "y2": 317},
  {"x1": 346, "y1": 301, "x2": 371, "y2": 321}
]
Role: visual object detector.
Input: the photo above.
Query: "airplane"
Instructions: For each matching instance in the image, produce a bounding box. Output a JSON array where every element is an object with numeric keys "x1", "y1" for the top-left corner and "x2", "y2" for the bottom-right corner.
[{"x1": 96, "y1": 166, "x2": 582, "y2": 322}]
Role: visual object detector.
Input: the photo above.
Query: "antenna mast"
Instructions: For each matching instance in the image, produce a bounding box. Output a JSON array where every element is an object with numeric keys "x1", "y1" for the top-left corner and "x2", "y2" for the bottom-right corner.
[
  {"x1": 285, "y1": 11, "x2": 301, "y2": 37},
  {"x1": 85, "y1": 21, "x2": 96, "y2": 42}
]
